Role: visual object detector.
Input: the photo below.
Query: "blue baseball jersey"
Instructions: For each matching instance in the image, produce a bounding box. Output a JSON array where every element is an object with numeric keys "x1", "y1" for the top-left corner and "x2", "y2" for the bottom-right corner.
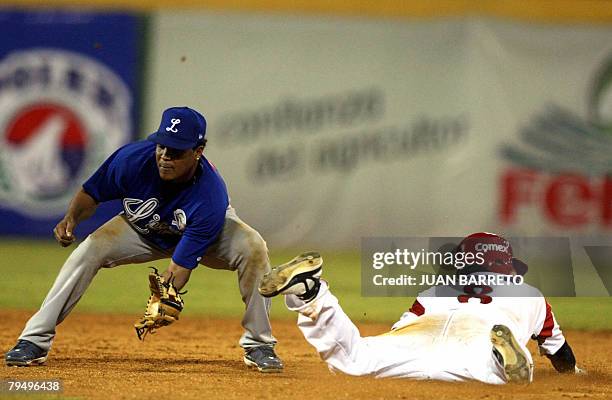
[{"x1": 83, "y1": 140, "x2": 229, "y2": 269}]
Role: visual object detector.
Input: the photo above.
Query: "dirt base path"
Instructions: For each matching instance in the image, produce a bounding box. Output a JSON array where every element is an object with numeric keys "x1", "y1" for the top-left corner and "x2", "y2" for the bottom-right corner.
[{"x1": 1, "y1": 310, "x2": 611, "y2": 399}]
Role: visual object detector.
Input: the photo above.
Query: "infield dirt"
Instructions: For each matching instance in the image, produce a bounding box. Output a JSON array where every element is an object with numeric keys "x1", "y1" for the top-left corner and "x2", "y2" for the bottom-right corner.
[{"x1": 1, "y1": 310, "x2": 610, "y2": 399}]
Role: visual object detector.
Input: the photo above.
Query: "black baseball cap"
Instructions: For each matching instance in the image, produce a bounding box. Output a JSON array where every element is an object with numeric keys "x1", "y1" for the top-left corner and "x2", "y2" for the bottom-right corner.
[{"x1": 147, "y1": 106, "x2": 207, "y2": 150}]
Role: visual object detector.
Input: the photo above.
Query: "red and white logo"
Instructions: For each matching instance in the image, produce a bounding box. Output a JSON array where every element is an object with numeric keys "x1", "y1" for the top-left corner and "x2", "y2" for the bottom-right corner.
[{"x1": 0, "y1": 49, "x2": 132, "y2": 215}]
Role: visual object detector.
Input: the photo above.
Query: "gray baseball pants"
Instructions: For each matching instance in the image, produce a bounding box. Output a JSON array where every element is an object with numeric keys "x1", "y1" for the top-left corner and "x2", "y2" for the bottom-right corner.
[{"x1": 18, "y1": 206, "x2": 275, "y2": 352}]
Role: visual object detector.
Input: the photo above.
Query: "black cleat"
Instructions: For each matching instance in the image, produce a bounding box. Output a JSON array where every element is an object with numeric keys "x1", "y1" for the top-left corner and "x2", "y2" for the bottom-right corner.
[
  {"x1": 243, "y1": 346, "x2": 284, "y2": 373},
  {"x1": 5, "y1": 340, "x2": 48, "y2": 367}
]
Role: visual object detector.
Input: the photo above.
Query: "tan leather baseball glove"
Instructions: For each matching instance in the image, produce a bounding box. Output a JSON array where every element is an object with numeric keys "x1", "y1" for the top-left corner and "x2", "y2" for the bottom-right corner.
[{"x1": 134, "y1": 267, "x2": 185, "y2": 340}]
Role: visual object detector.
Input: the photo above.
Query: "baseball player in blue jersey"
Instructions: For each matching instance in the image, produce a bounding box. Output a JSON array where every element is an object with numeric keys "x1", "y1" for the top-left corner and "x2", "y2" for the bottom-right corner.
[{"x1": 5, "y1": 106, "x2": 283, "y2": 372}]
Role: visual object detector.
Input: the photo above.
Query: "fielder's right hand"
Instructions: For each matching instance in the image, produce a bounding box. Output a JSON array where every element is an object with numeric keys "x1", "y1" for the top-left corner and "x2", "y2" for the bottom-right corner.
[{"x1": 53, "y1": 217, "x2": 76, "y2": 247}]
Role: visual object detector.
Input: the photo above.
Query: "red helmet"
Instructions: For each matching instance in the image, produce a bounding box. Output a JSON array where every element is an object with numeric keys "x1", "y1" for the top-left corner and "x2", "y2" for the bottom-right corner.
[{"x1": 457, "y1": 232, "x2": 520, "y2": 275}]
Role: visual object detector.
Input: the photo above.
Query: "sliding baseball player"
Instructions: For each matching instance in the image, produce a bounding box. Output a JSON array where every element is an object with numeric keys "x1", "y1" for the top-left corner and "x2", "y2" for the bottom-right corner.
[{"x1": 258, "y1": 233, "x2": 581, "y2": 384}]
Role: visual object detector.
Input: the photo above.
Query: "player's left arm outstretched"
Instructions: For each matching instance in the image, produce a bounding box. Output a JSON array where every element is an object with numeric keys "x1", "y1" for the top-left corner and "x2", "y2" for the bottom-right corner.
[
  {"x1": 133, "y1": 202, "x2": 226, "y2": 340},
  {"x1": 532, "y1": 299, "x2": 583, "y2": 374}
]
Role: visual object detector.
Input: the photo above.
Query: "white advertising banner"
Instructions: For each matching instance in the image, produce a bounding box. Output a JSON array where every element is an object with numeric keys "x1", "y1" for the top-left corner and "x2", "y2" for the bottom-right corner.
[{"x1": 147, "y1": 12, "x2": 612, "y2": 249}]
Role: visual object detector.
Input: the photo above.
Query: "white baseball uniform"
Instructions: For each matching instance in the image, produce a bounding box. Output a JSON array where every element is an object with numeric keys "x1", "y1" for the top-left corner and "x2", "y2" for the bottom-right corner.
[{"x1": 286, "y1": 272, "x2": 566, "y2": 384}]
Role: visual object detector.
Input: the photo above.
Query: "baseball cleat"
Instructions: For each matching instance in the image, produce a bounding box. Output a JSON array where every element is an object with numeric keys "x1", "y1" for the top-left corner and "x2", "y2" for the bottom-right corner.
[
  {"x1": 5, "y1": 340, "x2": 48, "y2": 367},
  {"x1": 258, "y1": 251, "x2": 323, "y2": 302},
  {"x1": 243, "y1": 346, "x2": 284, "y2": 373},
  {"x1": 490, "y1": 324, "x2": 533, "y2": 383}
]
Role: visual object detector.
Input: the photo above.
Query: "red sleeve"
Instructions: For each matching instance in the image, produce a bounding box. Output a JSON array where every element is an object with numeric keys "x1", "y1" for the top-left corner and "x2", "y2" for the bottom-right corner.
[
  {"x1": 535, "y1": 300, "x2": 566, "y2": 355},
  {"x1": 391, "y1": 298, "x2": 426, "y2": 330},
  {"x1": 537, "y1": 301, "x2": 555, "y2": 341},
  {"x1": 409, "y1": 299, "x2": 425, "y2": 316}
]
